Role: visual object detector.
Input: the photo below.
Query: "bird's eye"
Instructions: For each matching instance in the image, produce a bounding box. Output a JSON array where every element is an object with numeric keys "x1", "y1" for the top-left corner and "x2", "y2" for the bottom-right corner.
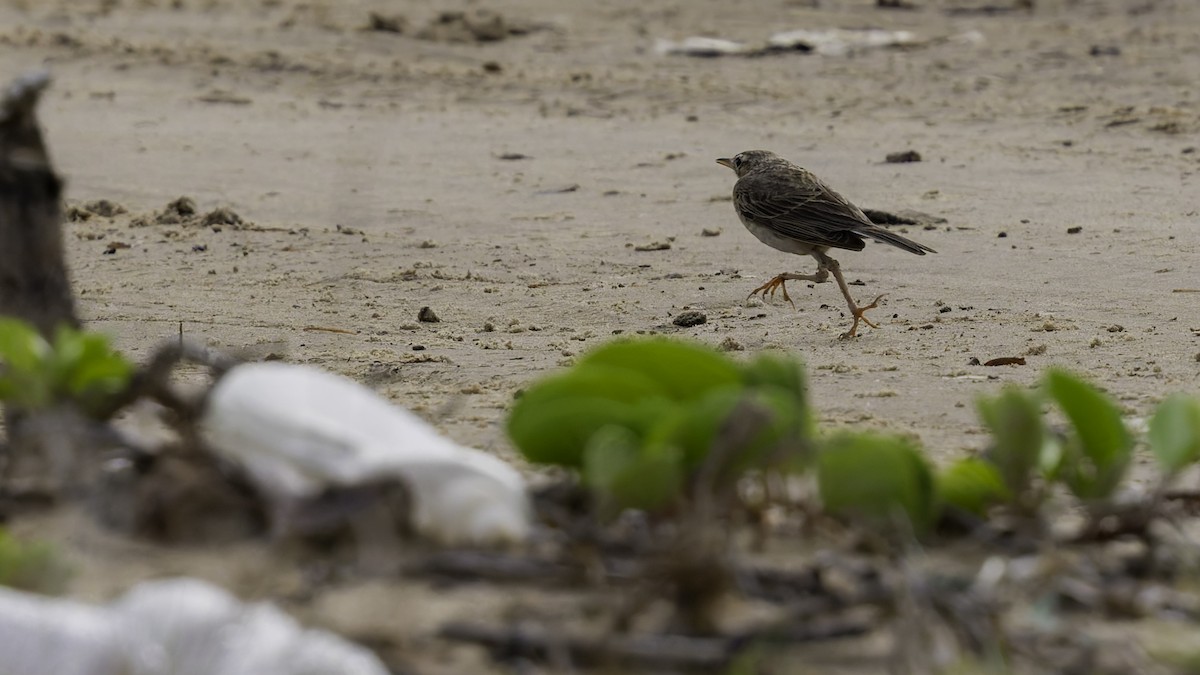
[{"x1": 733, "y1": 155, "x2": 743, "y2": 167}]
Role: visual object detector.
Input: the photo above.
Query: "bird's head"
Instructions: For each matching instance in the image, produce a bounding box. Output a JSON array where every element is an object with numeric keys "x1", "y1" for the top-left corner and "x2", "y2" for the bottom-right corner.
[{"x1": 716, "y1": 150, "x2": 783, "y2": 177}]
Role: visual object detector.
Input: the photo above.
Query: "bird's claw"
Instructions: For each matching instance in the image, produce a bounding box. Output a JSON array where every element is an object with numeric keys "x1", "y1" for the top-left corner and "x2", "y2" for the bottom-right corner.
[
  {"x1": 840, "y1": 294, "x2": 887, "y2": 339},
  {"x1": 747, "y1": 276, "x2": 796, "y2": 310}
]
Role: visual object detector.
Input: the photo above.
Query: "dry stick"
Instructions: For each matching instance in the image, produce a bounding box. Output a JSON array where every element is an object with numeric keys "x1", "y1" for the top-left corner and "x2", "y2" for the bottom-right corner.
[
  {"x1": 441, "y1": 621, "x2": 732, "y2": 671},
  {"x1": 92, "y1": 338, "x2": 240, "y2": 423},
  {"x1": 441, "y1": 616, "x2": 874, "y2": 672}
]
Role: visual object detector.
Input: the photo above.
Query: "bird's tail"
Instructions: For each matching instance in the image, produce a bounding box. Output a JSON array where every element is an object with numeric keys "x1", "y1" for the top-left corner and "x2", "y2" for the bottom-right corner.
[{"x1": 860, "y1": 226, "x2": 936, "y2": 255}]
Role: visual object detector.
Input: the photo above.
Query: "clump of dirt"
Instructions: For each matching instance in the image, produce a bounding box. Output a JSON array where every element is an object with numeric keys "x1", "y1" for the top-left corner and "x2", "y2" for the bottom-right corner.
[
  {"x1": 129, "y1": 196, "x2": 248, "y2": 228},
  {"x1": 365, "y1": 12, "x2": 406, "y2": 34},
  {"x1": 673, "y1": 310, "x2": 707, "y2": 327},
  {"x1": 66, "y1": 199, "x2": 127, "y2": 221},
  {"x1": 203, "y1": 207, "x2": 243, "y2": 227},
  {"x1": 65, "y1": 205, "x2": 92, "y2": 222},
  {"x1": 415, "y1": 10, "x2": 527, "y2": 43}
]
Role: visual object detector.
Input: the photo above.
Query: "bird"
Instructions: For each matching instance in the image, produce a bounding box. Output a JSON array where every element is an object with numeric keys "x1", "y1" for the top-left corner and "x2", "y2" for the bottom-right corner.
[{"x1": 716, "y1": 150, "x2": 935, "y2": 338}]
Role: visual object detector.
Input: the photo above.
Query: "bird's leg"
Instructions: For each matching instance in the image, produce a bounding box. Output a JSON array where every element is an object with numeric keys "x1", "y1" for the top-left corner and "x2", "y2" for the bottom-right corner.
[
  {"x1": 822, "y1": 255, "x2": 885, "y2": 338},
  {"x1": 747, "y1": 266, "x2": 829, "y2": 310}
]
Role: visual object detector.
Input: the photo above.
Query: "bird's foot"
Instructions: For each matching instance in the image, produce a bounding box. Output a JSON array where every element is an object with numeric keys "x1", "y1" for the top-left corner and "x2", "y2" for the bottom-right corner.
[
  {"x1": 747, "y1": 275, "x2": 796, "y2": 309},
  {"x1": 840, "y1": 294, "x2": 887, "y2": 339}
]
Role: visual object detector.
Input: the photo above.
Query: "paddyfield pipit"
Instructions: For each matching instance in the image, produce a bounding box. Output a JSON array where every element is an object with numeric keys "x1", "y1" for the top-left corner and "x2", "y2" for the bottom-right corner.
[{"x1": 717, "y1": 150, "x2": 935, "y2": 338}]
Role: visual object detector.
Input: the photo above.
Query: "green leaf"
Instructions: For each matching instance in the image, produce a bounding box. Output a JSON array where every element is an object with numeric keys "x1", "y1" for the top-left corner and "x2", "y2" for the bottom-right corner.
[
  {"x1": 1039, "y1": 433, "x2": 1064, "y2": 480},
  {"x1": 56, "y1": 329, "x2": 133, "y2": 402},
  {"x1": 937, "y1": 458, "x2": 1010, "y2": 517},
  {"x1": 583, "y1": 425, "x2": 683, "y2": 512},
  {"x1": 742, "y1": 351, "x2": 808, "y2": 403},
  {"x1": 0, "y1": 318, "x2": 50, "y2": 371},
  {"x1": 508, "y1": 395, "x2": 669, "y2": 467},
  {"x1": 660, "y1": 386, "x2": 806, "y2": 474},
  {"x1": 512, "y1": 364, "x2": 667, "y2": 408},
  {"x1": 1043, "y1": 370, "x2": 1132, "y2": 500},
  {"x1": 817, "y1": 432, "x2": 935, "y2": 534},
  {"x1": 976, "y1": 387, "x2": 1044, "y2": 497},
  {"x1": 507, "y1": 364, "x2": 674, "y2": 466},
  {"x1": 1149, "y1": 395, "x2": 1200, "y2": 475},
  {"x1": 579, "y1": 338, "x2": 742, "y2": 402},
  {"x1": 741, "y1": 351, "x2": 816, "y2": 455},
  {"x1": 0, "y1": 318, "x2": 53, "y2": 409}
]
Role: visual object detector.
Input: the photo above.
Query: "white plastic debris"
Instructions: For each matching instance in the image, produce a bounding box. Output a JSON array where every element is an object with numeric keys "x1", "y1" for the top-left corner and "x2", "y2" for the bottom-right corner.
[
  {"x1": 655, "y1": 36, "x2": 751, "y2": 57},
  {"x1": 200, "y1": 362, "x2": 531, "y2": 546},
  {"x1": 767, "y1": 28, "x2": 920, "y2": 56},
  {"x1": 0, "y1": 578, "x2": 388, "y2": 675},
  {"x1": 658, "y1": 28, "x2": 929, "y2": 58},
  {"x1": 0, "y1": 587, "x2": 122, "y2": 675}
]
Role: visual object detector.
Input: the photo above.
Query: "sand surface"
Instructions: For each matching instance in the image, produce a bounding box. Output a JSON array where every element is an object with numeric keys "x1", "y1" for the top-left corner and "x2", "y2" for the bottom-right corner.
[{"x1": 2, "y1": 0, "x2": 1199, "y2": 670}]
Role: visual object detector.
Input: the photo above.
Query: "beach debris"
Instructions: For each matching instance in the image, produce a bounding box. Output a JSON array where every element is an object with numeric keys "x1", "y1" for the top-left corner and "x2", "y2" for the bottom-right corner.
[
  {"x1": 658, "y1": 28, "x2": 985, "y2": 58},
  {"x1": 0, "y1": 578, "x2": 388, "y2": 675},
  {"x1": 885, "y1": 150, "x2": 923, "y2": 163},
  {"x1": 365, "y1": 12, "x2": 407, "y2": 34},
  {"x1": 672, "y1": 310, "x2": 708, "y2": 327},
  {"x1": 768, "y1": 28, "x2": 921, "y2": 56},
  {"x1": 199, "y1": 362, "x2": 532, "y2": 546},
  {"x1": 634, "y1": 241, "x2": 671, "y2": 251},
  {"x1": 655, "y1": 36, "x2": 750, "y2": 57}
]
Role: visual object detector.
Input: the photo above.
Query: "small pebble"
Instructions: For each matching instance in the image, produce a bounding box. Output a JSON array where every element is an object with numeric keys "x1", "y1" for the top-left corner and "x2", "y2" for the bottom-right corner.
[
  {"x1": 418, "y1": 306, "x2": 440, "y2": 323},
  {"x1": 885, "y1": 150, "x2": 922, "y2": 163},
  {"x1": 1067, "y1": 226, "x2": 1083, "y2": 234}
]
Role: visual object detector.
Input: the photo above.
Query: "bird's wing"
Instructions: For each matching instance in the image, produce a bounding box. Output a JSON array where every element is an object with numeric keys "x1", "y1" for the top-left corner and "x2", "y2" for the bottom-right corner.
[
  {"x1": 733, "y1": 173, "x2": 869, "y2": 251},
  {"x1": 735, "y1": 171, "x2": 935, "y2": 255}
]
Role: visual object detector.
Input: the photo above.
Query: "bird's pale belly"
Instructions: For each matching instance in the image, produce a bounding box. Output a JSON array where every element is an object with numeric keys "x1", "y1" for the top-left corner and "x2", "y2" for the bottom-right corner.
[{"x1": 739, "y1": 215, "x2": 819, "y2": 256}]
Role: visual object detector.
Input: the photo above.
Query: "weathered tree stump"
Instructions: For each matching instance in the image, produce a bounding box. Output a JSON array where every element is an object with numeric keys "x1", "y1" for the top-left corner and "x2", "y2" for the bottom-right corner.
[
  {"x1": 0, "y1": 72, "x2": 90, "y2": 496},
  {"x1": 0, "y1": 72, "x2": 78, "y2": 335}
]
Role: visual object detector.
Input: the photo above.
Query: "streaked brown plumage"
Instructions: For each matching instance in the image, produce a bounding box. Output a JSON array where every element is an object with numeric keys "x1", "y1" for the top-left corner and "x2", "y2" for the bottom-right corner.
[{"x1": 716, "y1": 150, "x2": 935, "y2": 338}]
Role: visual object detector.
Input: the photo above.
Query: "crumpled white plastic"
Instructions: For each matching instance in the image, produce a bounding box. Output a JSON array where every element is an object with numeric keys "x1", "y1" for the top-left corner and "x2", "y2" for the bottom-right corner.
[
  {"x1": 0, "y1": 578, "x2": 388, "y2": 675},
  {"x1": 766, "y1": 28, "x2": 920, "y2": 56},
  {"x1": 657, "y1": 28, "x2": 928, "y2": 58},
  {"x1": 199, "y1": 362, "x2": 531, "y2": 546}
]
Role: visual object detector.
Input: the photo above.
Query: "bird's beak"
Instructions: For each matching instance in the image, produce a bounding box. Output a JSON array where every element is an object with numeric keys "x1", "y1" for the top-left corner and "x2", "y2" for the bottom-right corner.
[{"x1": 716, "y1": 157, "x2": 734, "y2": 170}]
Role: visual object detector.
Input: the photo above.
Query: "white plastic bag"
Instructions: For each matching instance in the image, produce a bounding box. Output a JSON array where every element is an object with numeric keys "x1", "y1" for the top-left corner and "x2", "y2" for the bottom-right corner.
[
  {"x1": 0, "y1": 578, "x2": 388, "y2": 675},
  {"x1": 200, "y1": 362, "x2": 531, "y2": 546}
]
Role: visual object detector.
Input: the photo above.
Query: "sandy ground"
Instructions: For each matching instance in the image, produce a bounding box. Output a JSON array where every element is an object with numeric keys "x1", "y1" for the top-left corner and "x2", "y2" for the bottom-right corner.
[{"x1": 2, "y1": 0, "x2": 1199, "y2": 671}]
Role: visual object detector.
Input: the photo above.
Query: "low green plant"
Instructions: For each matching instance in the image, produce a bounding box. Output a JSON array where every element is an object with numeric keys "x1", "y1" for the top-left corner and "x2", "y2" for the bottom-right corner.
[
  {"x1": 818, "y1": 432, "x2": 936, "y2": 534},
  {"x1": 507, "y1": 338, "x2": 814, "y2": 512},
  {"x1": 937, "y1": 369, "x2": 1200, "y2": 528},
  {"x1": 0, "y1": 528, "x2": 68, "y2": 593},
  {"x1": 508, "y1": 336, "x2": 1200, "y2": 534},
  {"x1": 0, "y1": 318, "x2": 133, "y2": 418}
]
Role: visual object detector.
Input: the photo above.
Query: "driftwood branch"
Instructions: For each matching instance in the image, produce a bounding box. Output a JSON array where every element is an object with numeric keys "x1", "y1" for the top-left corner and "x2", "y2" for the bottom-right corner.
[{"x1": 440, "y1": 616, "x2": 873, "y2": 672}]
